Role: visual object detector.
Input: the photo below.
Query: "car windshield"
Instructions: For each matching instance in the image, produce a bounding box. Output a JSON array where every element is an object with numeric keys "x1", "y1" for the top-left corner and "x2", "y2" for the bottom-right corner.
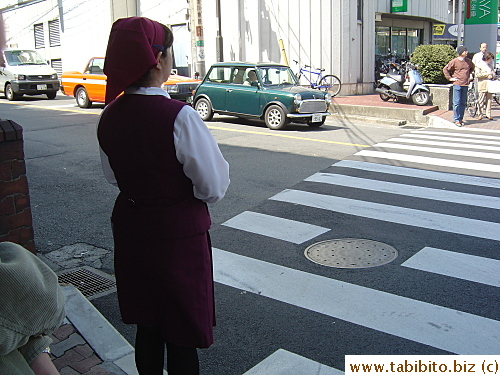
[
  {"x1": 4, "y1": 50, "x2": 47, "y2": 66},
  {"x1": 256, "y1": 66, "x2": 297, "y2": 86}
]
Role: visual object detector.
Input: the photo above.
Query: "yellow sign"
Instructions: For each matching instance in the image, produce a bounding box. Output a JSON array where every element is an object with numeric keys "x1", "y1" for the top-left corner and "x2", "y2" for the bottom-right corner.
[{"x1": 433, "y1": 24, "x2": 445, "y2": 35}]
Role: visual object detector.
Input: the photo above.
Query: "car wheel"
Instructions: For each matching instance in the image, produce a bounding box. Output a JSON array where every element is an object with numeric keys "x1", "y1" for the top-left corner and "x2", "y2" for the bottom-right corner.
[
  {"x1": 307, "y1": 116, "x2": 326, "y2": 127},
  {"x1": 46, "y1": 91, "x2": 57, "y2": 100},
  {"x1": 195, "y1": 98, "x2": 214, "y2": 121},
  {"x1": 76, "y1": 87, "x2": 92, "y2": 108},
  {"x1": 264, "y1": 105, "x2": 288, "y2": 130},
  {"x1": 5, "y1": 83, "x2": 20, "y2": 101}
]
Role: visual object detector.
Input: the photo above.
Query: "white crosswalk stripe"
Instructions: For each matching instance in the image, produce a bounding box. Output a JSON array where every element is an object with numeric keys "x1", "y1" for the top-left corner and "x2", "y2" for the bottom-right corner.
[
  {"x1": 270, "y1": 189, "x2": 500, "y2": 241},
  {"x1": 222, "y1": 211, "x2": 330, "y2": 244},
  {"x1": 354, "y1": 150, "x2": 500, "y2": 173},
  {"x1": 334, "y1": 160, "x2": 500, "y2": 188},
  {"x1": 402, "y1": 247, "x2": 500, "y2": 288},
  {"x1": 213, "y1": 248, "x2": 499, "y2": 354},
  {"x1": 216, "y1": 128, "x2": 500, "y2": 371},
  {"x1": 305, "y1": 173, "x2": 500, "y2": 209},
  {"x1": 242, "y1": 349, "x2": 343, "y2": 375}
]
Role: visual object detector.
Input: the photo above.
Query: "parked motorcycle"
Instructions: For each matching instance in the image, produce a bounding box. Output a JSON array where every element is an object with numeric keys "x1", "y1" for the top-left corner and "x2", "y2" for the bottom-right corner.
[{"x1": 375, "y1": 61, "x2": 430, "y2": 106}]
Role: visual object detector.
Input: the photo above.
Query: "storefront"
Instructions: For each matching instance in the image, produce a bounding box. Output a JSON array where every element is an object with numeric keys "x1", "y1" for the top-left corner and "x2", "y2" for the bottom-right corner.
[{"x1": 375, "y1": 26, "x2": 422, "y2": 62}]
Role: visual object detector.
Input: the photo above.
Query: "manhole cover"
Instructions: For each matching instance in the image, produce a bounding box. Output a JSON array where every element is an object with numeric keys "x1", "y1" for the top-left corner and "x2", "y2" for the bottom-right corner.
[
  {"x1": 304, "y1": 238, "x2": 398, "y2": 268},
  {"x1": 58, "y1": 266, "x2": 116, "y2": 300}
]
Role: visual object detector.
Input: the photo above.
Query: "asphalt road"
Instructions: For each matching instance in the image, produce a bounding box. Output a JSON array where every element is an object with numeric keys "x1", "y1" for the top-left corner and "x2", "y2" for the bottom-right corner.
[{"x1": 2, "y1": 93, "x2": 498, "y2": 374}]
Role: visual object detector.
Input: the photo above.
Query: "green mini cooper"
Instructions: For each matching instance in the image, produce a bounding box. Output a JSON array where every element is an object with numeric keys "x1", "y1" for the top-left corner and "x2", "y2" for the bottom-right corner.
[{"x1": 193, "y1": 62, "x2": 331, "y2": 130}]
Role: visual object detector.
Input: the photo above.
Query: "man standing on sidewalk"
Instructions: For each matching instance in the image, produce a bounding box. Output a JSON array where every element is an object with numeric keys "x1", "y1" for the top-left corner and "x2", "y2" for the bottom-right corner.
[{"x1": 443, "y1": 46, "x2": 475, "y2": 126}]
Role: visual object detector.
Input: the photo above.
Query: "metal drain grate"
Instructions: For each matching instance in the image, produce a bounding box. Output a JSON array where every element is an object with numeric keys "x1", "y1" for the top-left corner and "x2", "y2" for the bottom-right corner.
[
  {"x1": 58, "y1": 266, "x2": 116, "y2": 300},
  {"x1": 304, "y1": 238, "x2": 398, "y2": 268}
]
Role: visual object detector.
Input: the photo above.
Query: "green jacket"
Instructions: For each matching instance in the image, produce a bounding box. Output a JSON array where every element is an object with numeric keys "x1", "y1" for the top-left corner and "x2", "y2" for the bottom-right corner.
[{"x1": 0, "y1": 242, "x2": 65, "y2": 374}]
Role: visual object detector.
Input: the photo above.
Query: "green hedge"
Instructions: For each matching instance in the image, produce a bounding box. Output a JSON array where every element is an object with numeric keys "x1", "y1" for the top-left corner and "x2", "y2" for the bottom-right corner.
[{"x1": 410, "y1": 44, "x2": 457, "y2": 84}]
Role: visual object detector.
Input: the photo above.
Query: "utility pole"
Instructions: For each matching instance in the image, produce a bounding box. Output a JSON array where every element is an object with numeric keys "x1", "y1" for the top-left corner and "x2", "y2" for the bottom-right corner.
[
  {"x1": 457, "y1": 0, "x2": 463, "y2": 46},
  {"x1": 188, "y1": 0, "x2": 205, "y2": 77},
  {"x1": 215, "y1": 0, "x2": 223, "y2": 62}
]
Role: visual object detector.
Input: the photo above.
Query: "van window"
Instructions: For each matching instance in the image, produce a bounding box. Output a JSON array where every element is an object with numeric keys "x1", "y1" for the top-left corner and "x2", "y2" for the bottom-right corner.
[{"x1": 5, "y1": 50, "x2": 46, "y2": 66}]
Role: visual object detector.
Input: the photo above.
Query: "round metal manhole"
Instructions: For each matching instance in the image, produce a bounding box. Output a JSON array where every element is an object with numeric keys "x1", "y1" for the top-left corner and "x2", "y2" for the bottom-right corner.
[{"x1": 304, "y1": 238, "x2": 398, "y2": 268}]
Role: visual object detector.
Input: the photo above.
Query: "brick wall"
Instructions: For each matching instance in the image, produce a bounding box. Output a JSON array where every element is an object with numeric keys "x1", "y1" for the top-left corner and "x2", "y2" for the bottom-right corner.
[{"x1": 0, "y1": 119, "x2": 36, "y2": 253}]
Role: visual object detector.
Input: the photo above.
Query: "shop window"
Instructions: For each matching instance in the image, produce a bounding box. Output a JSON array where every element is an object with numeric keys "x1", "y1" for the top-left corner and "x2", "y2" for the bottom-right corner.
[
  {"x1": 391, "y1": 27, "x2": 407, "y2": 60},
  {"x1": 375, "y1": 26, "x2": 390, "y2": 57},
  {"x1": 375, "y1": 26, "x2": 422, "y2": 61}
]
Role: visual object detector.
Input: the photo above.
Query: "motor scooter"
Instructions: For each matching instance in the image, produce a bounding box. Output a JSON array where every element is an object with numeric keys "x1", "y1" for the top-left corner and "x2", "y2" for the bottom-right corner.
[{"x1": 375, "y1": 61, "x2": 430, "y2": 106}]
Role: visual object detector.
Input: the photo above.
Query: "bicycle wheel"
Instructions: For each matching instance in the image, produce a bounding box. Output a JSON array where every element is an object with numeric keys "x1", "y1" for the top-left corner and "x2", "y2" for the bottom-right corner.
[
  {"x1": 494, "y1": 94, "x2": 500, "y2": 106},
  {"x1": 318, "y1": 75, "x2": 341, "y2": 96},
  {"x1": 466, "y1": 90, "x2": 477, "y2": 117}
]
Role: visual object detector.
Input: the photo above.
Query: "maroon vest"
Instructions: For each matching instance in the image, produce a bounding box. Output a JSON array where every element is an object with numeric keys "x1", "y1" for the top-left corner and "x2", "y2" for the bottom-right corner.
[{"x1": 98, "y1": 94, "x2": 211, "y2": 238}]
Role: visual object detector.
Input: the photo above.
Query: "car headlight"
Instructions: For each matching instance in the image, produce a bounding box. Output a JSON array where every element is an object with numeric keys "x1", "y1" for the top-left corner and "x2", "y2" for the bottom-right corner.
[
  {"x1": 164, "y1": 84, "x2": 179, "y2": 93},
  {"x1": 324, "y1": 93, "x2": 332, "y2": 103},
  {"x1": 294, "y1": 93, "x2": 302, "y2": 105},
  {"x1": 14, "y1": 74, "x2": 26, "y2": 80},
  {"x1": 51, "y1": 73, "x2": 58, "y2": 79}
]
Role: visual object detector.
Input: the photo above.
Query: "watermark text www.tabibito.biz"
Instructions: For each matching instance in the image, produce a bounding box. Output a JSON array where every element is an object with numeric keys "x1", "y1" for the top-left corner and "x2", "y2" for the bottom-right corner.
[{"x1": 346, "y1": 356, "x2": 499, "y2": 374}]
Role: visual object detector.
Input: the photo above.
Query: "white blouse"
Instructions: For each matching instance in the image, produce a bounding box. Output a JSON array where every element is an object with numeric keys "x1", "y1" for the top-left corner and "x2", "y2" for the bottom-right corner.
[{"x1": 98, "y1": 87, "x2": 230, "y2": 204}]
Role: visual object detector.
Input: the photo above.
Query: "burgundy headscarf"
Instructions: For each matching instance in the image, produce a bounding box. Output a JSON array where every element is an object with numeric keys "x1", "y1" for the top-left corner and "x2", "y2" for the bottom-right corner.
[{"x1": 103, "y1": 17, "x2": 165, "y2": 104}]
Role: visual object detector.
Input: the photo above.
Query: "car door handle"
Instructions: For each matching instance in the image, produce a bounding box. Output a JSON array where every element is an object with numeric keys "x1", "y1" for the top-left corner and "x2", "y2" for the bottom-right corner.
[{"x1": 226, "y1": 89, "x2": 232, "y2": 92}]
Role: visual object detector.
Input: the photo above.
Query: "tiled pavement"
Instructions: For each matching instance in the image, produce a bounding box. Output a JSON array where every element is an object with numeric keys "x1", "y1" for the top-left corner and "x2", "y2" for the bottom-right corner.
[
  {"x1": 50, "y1": 321, "x2": 112, "y2": 375},
  {"x1": 43, "y1": 97, "x2": 500, "y2": 374}
]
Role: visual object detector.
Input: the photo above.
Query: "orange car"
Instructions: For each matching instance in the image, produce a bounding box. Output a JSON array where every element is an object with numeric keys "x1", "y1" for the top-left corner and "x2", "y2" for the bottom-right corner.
[{"x1": 61, "y1": 57, "x2": 200, "y2": 108}]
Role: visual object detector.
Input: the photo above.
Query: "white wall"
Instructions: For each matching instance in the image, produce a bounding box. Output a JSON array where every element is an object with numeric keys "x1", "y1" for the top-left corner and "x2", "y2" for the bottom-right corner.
[
  {"x1": 1, "y1": 0, "x2": 61, "y2": 60},
  {"x1": 59, "y1": 0, "x2": 112, "y2": 72}
]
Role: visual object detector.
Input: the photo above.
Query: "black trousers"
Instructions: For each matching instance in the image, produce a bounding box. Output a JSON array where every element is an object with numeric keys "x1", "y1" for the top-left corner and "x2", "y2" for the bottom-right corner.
[{"x1": 135, "y1": 325, "x2": 200, "y2": 375}]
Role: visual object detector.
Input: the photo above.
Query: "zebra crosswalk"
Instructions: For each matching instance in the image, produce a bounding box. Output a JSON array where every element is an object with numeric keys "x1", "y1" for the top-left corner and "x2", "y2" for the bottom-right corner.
[{"x1": 213, "y1": 128, "x2": 500, "y2": 372}]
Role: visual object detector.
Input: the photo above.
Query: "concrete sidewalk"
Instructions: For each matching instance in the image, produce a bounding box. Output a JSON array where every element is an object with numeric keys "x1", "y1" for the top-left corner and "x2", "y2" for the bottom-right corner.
[
  {"x1": 49, "y1": 285, "x2": 137, "y2": 375},
  {"x1": 331, "y1": 94, "x2": 500, "y2": 130}
]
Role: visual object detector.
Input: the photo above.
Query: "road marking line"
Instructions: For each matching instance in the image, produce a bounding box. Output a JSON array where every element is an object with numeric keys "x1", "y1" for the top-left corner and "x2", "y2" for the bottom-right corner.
[
  {"x1": 354, "y1": 150, "x2": 500, "y2": 173},
  {"x1": 270, "y1": 189, "x2": 500, "y2": 241},
  {"x1": 222, "y1": 211, "x2": 330, "y2": 244},
  {"x1": 374, "y1": 142, "x2": 500, "y2": 160},
  {"x1": 334, "y1": 160, "x2": 500, "y2": 188},
  {"x1": 213, "y1": 248, "x2": 500, "y2": 354},
  {"x1": 402, "y1": 133, "x2": 500, "y2": 146},
  {"x1": 402, "y1": 247, "x2": 500, "y2": 287},
  {"x1": 305, "y1": 173, "x2": 500, "y2": 209},
  {"x1": 385, "y1": 137, "x2": 500, "y2": 152},
  {"x1": 207, "y1": 125, "x2": 371, "y2": 147},
  {"x1": 242, "y1": 349, "x2": 342, "y2": 375},
  {"x1": 4, "y1": 101, "x2": 98, "y2": 115},
  {"x1": 415, "y1": 130, "x2": 500, "y2": 141}
]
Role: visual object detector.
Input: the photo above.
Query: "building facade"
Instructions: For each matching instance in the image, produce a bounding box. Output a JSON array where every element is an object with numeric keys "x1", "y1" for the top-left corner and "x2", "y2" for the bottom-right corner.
[{"x1": 0, "y1": 0, "x2": 449, "y2": 95}]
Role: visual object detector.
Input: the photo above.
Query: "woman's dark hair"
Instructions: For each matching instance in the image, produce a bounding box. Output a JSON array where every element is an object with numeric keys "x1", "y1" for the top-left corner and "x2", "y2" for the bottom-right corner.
[
  {"x1": 133, "y1": 23, "x2": 173, "y2": 87},
  {"x1": 483, "y1": 51, "x2": 494, "y2": 61}
]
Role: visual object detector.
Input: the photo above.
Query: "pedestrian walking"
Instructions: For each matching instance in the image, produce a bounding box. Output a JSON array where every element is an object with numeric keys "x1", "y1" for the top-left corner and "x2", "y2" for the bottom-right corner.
[
  {"x1": 443, "y1": 46, "x2": 475, "y2": 126},
  {"x1": 472, "y1": 42, "x2": 493, "y2": 69},
  {"x1": 475, "y1": 51, "x2": 496, "y2": 120},
  {"x1": 97, "y1": 17, "x2": 230, "y2": 375}
]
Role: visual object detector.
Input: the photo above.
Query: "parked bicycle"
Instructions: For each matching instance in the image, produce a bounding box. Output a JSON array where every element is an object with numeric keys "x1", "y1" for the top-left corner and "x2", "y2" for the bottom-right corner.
[
  {"x1": 293, "y1": 60, "x2": 341, "y2": 96},
  {"x1": 466, "y1": 80, "x2": 478, "y2": 118}
]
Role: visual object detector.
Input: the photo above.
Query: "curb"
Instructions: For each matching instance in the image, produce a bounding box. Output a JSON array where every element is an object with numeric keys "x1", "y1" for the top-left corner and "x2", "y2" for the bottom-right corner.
[{"x1": 60, "y1": 285, "x2": 138, "y2": 375}]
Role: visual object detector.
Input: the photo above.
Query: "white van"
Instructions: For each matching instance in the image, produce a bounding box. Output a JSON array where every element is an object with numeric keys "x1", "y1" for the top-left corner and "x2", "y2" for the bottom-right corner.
[{"x1": 0, "y1": 49, "x2": 60, "y2": 100}]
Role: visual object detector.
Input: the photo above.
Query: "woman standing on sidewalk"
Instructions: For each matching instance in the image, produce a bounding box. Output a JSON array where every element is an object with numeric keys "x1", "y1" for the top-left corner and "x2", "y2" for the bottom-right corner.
[
  {"x1": 475, "y1": 51, "x2": 495, "y2": 120},
  {"x1": 97, "y1": 17, "x2": 230, "y2": 375}
]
